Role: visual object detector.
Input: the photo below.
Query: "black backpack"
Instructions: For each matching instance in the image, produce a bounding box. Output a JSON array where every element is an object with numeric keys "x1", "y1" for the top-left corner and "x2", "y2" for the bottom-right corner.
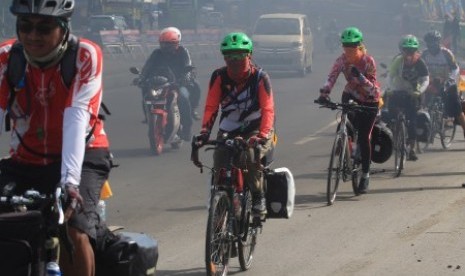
[{"x1": 5, "y1": 35, "x2": 110, "y2": 159}]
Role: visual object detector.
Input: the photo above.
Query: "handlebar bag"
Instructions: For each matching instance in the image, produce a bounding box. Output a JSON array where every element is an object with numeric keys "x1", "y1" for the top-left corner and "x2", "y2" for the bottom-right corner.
[
  {"x1": 265, "y1": 167, "x2": 295, "y2": 219},
  {"x1": 0, "y1": 210, "x2": 45, "y2": 276}
]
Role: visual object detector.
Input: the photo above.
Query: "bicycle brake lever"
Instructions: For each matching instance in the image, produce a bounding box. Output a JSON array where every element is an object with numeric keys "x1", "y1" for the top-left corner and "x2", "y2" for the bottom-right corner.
[{"x1": 55, "y1": 187, "x2": 64, "y2": 225}]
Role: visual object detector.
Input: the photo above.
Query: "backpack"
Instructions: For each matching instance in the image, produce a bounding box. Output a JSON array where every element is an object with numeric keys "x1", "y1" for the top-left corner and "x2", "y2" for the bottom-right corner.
[{"x1": 4, "y1": 35, "x2": 111, "y2": 159}]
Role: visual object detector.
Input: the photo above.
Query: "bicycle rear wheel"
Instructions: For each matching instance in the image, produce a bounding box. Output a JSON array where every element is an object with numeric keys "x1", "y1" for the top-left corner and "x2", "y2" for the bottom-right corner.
[
  {"x1": 206, "y1": 191, "x2": 231, "y2": 276},
  {"x1": 440, "y1": 116, "x2": 456, "y2": 149},
  {"x1": 327, "y1": 134, "x2": 347, "y2": 205},
  {"x1": 238, "y1": 190, "x2": 257, "y2": 271},
  {"x1": 394, "y1": 121, "x2": 406, "y2": 177}
]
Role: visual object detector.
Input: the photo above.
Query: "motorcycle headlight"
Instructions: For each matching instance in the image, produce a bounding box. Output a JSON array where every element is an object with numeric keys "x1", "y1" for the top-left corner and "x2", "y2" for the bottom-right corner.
[{"x1": 151, "y1": 88, "x2": 163, "y2": 97}]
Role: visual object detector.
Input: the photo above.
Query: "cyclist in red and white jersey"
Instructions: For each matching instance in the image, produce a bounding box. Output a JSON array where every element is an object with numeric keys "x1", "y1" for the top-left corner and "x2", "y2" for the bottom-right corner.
[{"x1": 0, "y1": 1, "x2": 112, "y2": 275}]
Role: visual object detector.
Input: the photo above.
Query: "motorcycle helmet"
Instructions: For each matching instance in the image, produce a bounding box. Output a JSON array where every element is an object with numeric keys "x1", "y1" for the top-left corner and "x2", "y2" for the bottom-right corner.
[
  {"x1": 399, "y1": 34, "x2": 419, "y2": 51},
  {"x1": 340, "y1": 27, "x2": 363, "y2": 45},
  {"x1": 159, "y1": 27, "x2": 182, "y2": 43},
  {"x1": 371, "y1": 122, "x2": 393, "y2": 164},
  {"x1": 220, "y1": 32, "x2": 253, "y2": 54},
  {"x1": 159, "y1": 27, "x2": 181, "y2": 52},
  {"x1": 10, "y1": 0, "x2": 74, "y2": 19}
]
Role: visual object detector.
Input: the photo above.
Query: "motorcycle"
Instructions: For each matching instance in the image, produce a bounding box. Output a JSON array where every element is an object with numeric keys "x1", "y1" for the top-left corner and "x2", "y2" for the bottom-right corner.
[{"x1": 130, "y1": 66, "x2": 194, "y2": 155}]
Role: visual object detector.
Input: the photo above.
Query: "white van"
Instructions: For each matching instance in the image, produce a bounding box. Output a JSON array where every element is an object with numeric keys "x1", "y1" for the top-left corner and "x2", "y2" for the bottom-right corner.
[{"x1": 252, "y1": 13, "x2": 313, "y2": 77}]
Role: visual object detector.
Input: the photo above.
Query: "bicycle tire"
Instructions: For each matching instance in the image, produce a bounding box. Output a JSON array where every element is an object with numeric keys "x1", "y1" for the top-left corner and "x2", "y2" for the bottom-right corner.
[
  {"x1": 327, "y1": 134, "x2": 345, "y2": 205},
  {"x1": 351, "y1": 159, "x2": 361, "y2": 195},
  {"x1": 440, "y1": 117, "x2": 456, "y2": 149},
  {"x1": 206, "y1": 191, "x2": 231, "y2": 276},
  {"x1": 394, "y1": 120, "x2": 406, "y2": 177},
  {"x1": 238, "y1": 190, "x2": 256, "y2": 271}
]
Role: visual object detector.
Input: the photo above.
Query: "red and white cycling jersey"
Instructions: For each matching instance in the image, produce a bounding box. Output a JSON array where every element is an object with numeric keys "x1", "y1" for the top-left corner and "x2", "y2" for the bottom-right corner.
[{"x1": 0, "y1": 38, "x2": 109, "y2": 168}]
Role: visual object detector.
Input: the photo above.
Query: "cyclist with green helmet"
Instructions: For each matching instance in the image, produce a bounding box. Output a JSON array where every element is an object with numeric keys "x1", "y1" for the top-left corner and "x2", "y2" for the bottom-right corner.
[
  {"x1": 194, "y1": 32, "x2": 275, "y2": 216},
  {"x1": 318, "y1": 26, "x2": 381, "y2": 194},
  {"x1": 386, "y1": 34, "x2": 429, "y2": 161}
]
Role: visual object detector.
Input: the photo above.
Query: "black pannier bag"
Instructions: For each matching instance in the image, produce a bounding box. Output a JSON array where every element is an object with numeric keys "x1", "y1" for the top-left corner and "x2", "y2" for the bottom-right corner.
[
  {"x1": 416, "y1": 110, "x2": 432, "y2": 143},
  {"x1": 96, "y1": 230, "x2": 158, "y2": 276},
  {"x1": 371, "y1": 121, "x2": 393, "y2": 164},
  {"x1": 0, "y1": 211, "x2": 45, "y2": 276},
  {"x1": 265, "y1": 167, "x2": 295, "y2": 219}
]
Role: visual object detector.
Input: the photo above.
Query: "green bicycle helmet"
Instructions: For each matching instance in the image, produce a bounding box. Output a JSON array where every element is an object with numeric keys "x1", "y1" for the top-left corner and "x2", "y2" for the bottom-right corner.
[
  {"x1": 399, "y1": 34, "x2": 419, "y2": 51},
  {"x1": 220, "y1": 32, "x2": 253, "y2": 54},
  {"x1": 340, "y1": 27, "x2": 363, "y2": 44}
]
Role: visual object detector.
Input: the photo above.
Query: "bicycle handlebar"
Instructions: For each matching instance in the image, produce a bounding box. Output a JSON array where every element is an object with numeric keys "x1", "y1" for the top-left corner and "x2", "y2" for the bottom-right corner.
[
  {"x1": 314, "y1": 99, "x2": 378, "y2": 112},
  {"x1": 0, "y1": 187, "x2": 65, "y2": 224},
  {"x1": 191, "y1": 136, "x2": 265, "y2": 171}
]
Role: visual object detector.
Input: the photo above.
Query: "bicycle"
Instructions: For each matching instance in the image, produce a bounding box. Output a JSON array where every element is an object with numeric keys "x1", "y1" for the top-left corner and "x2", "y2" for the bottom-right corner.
[
  {"x1": 315, "y1": 99, "x2": 377, "y2": 205},
  {"x1": 0, "y1": 186, "x2": 67, "y2": 275},
  {"x1": 417, "y1": 95, "x2": 456, "y2": 152},
  {"x1": 191, "y1": 135, "x2": 266, "y2": 276}
]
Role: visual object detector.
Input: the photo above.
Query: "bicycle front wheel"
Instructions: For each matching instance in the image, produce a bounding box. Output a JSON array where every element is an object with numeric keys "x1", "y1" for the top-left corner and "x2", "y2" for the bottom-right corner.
[
  {"x1": 238, "y1": 190, "x2": 256, "y2": 271},
  {"x1": 440, "y1": 116, "x2": 456, "y2": 149},
  {"x1": 394, "y1": 121, "x2": 406, "y2": 177},
  {"x1": 327, "y1": 134, "x2": 347, "y2": 205},
  {"x1": 206, "y1": 191, "x2": 231, "y2": 276}
]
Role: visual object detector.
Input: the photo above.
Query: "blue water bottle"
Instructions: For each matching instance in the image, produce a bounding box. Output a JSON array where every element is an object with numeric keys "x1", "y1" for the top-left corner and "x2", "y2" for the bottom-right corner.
[{"x1": 46, "y1": 261, "x2": 61, "y2": 276}]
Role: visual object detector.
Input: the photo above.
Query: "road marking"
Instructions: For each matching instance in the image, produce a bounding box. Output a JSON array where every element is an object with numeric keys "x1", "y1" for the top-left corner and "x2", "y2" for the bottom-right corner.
[{"x1": 295, "y1": 120, "x2": 337, "y2": 145}]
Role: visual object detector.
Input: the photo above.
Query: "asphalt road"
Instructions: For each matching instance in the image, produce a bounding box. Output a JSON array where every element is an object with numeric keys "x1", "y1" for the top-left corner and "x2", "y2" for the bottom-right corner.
[{"x1": 1, "y1": 32, "x2": 464, "y2": 275}]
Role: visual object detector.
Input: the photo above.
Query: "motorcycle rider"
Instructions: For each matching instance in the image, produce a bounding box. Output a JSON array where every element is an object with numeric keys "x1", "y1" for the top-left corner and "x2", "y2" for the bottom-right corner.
[
  {"x1": 194, "y1": 32, "x2": 275, "y2": 216},
  {"x1": 139, "y1": 27, "x2": 201, "y2": 140},
  {"x1": 421, "y1": 30, "x2": 465, "y2": 138},
  {"x1": 318, "y1": 27, "x2": 380, "y2": 194},
  {"x1": 386, "y1": 34, "x2": 429, "y2": 161},
  {"x1": 0, "y1": 0, "x2": 112, "y2": 275}
]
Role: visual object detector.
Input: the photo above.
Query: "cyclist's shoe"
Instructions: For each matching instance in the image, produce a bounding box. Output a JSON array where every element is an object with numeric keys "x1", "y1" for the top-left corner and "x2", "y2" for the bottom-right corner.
[
  {"x1": 252, "y1": 193, "x2": 267, "y2": 216},
  {"x1": 407, "y1": 149, "x2": 418, "y2": 161},
  {"x1": 358, "y1": 177, "x2": 369, "y2": 194}
]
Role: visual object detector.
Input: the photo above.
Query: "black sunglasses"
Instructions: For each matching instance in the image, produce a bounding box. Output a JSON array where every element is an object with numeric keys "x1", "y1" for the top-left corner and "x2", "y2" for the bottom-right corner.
[{"x1": 17, "y1": 20, "x2": 59, "y2": 35}]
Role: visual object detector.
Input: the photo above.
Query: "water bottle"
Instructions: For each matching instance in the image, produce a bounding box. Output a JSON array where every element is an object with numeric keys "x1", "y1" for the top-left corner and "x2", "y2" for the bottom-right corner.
[
  {"x1": 46, "y1": 261, "x2": 61, "y2": 276},
  {"x1": 97, "y1": 199, "x2": 106, "y2": 221},
  {"x1": 233, "y1": 193, "x2": 242, "y2": 219}
]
